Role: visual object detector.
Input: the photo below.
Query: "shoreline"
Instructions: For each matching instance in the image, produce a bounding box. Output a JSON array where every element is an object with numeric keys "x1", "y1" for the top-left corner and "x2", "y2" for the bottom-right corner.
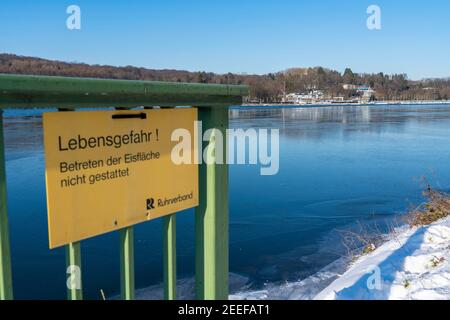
[
  {"x1": 228, "y1": 213, "x2": 406, "y2": 300},
  {"x1": 241, "y1": 100, "x2": 450, "y2": 108},
  {"x1": 315, "y1": 216, "x2": 450, "y2": 300},
  {"x1": 229, "y1": 216, "x2": 450, "y2": 301}
]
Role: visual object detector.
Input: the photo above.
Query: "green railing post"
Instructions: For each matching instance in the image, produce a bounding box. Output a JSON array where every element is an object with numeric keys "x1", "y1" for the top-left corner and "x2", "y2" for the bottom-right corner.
[
  {"x1": 120, "y1": 226, "x2": 135, "y2": 300},
  {"x1": 195, "y1": 106, "x2": 229, "y2": 300},
  {"x1": 0, "y1": 110, "x2": 13, "y2": 300},
  {"x1": 66, "y1": 242, "x2": 83, "y2": 300},
  {"x1": 58, "y1": 109, "x2": 83, "y2": 301},
  {"x1": 163, "y1": 214, "x2": 176, "y2": 300}
]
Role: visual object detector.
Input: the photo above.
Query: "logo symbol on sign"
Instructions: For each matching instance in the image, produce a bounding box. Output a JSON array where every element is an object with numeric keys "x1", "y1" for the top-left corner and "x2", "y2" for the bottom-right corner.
[{"x1": 146, "y1": 198, "x2": 155, "y2": 210}]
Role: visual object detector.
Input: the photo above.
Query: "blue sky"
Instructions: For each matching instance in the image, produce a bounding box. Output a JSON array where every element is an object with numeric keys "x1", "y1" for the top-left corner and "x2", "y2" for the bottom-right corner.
[{"x1": 0, "y1": 0, "x2": 449, "y2": 79}]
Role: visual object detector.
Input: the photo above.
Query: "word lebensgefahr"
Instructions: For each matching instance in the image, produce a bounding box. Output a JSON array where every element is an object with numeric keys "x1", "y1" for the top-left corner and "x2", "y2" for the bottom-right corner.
[{"x1": 58, "y1": 130, "x2": 156, "y2": 151}]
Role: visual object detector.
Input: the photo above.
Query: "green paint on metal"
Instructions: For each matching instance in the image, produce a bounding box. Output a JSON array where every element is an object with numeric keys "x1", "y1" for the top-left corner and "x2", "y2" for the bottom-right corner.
[
  {"x1": 195, "y1": 107, "x2": 229, "y2": 300},
  {"x1": 163, "y1": 214, "x2": 177, "y2": 300},
  {"x1": 65, "y1": 242, "x2": 83, "y2": 300},
  {"x1": 120, "y1": 227, "x2": 135, "y2": 300},
  {"x1": 0, "y1": 74, "x2": 249, "y2": 109},
  {"x1": 0, "y1": 74, "x2": 245, "y2": 301},
  {"x1": 0, "y1": 110, "x2": 13, "y2": 300}
]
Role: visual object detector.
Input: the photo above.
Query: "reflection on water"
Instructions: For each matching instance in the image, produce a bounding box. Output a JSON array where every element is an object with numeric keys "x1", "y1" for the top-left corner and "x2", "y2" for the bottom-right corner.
[
  {"x1": 231, "y1": 105, "x2": 371, "y2": 123},
  {"x1": 4, "y1": 115, "x2": 43, "y2": 160},
  {"x1": 3, "y1": 105, "x2": 450, "y2": 299}
]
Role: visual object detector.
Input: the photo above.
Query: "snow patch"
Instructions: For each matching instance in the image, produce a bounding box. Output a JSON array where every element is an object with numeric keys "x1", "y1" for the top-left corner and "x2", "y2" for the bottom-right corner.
[
  {"x1": 230, "y1": 256, "x2": 351, "y2": 300},
  {"x1": 315, "y1": 217, "x2": 450, "y2": 300}
]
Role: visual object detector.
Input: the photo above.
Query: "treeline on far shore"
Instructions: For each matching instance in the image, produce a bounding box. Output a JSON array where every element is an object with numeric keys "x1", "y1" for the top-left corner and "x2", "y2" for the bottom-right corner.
[{"x1": 1, "y1": 53, "x2": 450, "y2": 103}]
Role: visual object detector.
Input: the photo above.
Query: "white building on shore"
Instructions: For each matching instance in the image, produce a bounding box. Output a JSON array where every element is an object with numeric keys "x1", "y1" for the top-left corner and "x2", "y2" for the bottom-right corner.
[
  {"x1": 343, "y1": 84, "x2": 375, "y2": 102},
  {"x1": 284, "y1": 90, "x2": 325, "y2": 104}
]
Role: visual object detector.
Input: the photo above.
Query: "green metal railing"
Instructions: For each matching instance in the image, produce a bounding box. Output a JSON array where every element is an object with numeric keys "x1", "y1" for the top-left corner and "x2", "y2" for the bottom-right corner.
[{"x1": 0, "y1": 74, "x2": 249, "y2": 300}]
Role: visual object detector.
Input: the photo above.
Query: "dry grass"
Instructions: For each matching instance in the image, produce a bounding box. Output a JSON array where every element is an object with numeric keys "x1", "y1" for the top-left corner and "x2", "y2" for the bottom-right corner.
[
  {"x1": 406, "y1": 188, "x2": 450, "y2": 227},
  {"x1": 337, "y1": 220, "x2": 389, "y2": 259},
  {"x1": 338, "y1": 186, "x2": 450, "y2": 260}
]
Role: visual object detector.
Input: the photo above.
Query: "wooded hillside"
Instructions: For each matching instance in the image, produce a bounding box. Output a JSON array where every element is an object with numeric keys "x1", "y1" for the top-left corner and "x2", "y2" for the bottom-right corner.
[{"x1": 1, "y1": 54, "x2": 449, "y2": 102}]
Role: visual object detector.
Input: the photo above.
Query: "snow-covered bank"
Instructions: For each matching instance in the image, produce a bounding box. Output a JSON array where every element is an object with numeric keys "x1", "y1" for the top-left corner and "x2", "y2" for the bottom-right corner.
[
  {"x1": 229, "y1": 256, "x2": 350, "y2": 300},
  {"x1": 129, "y1": 218, "x2": 450, "y2": 301},
  {"x1": 315, "y1": 216, "x2": 450, "y2": 300}
]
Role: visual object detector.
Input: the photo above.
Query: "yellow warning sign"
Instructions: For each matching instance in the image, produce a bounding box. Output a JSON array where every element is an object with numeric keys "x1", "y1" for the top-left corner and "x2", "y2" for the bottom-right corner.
[{"x1": 43, "y1": 109, "x2": 198, "y2": 248}]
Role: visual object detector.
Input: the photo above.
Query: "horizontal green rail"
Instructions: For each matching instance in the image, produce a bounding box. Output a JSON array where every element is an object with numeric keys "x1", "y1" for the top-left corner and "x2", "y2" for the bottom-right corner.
[{"x1": 0, "y1": 74, "x2": 249, "y2": 108}]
